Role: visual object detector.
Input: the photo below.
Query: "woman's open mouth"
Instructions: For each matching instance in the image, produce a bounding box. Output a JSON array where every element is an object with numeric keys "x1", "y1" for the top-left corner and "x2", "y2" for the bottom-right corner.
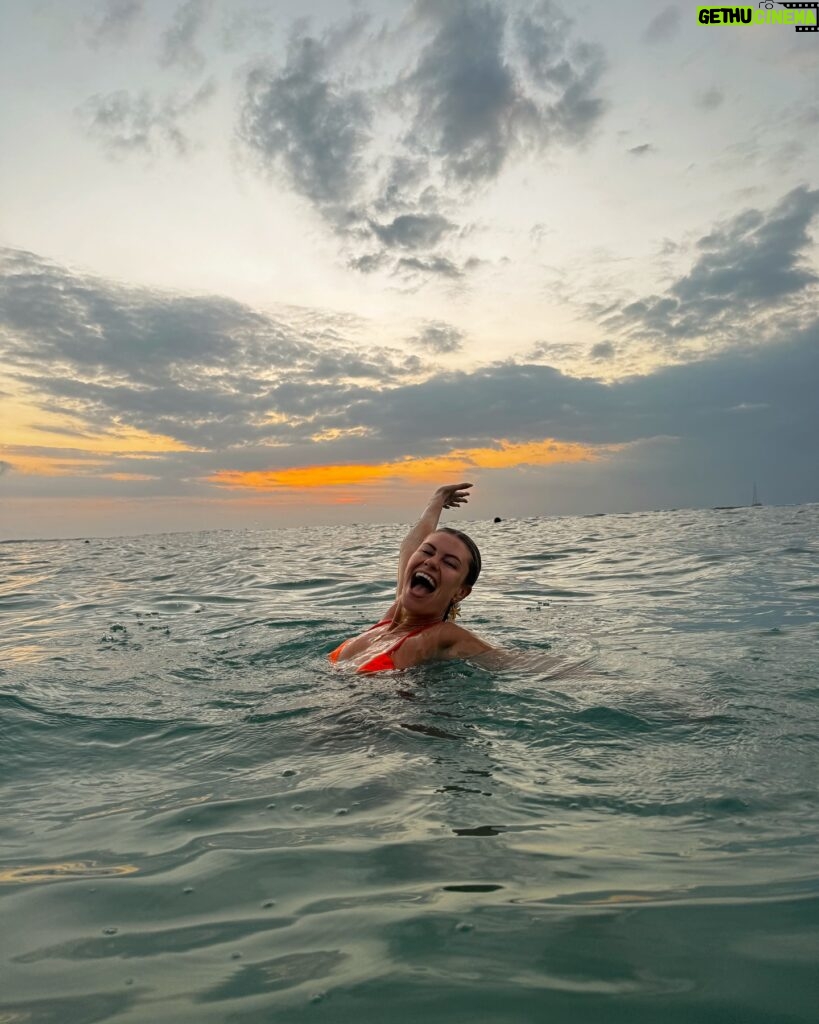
[{"x1": 409, "y1": 570, "x2": 436, "y2": 596}]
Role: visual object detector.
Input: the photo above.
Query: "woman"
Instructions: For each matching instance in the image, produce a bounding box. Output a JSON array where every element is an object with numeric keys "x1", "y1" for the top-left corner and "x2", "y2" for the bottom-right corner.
[{"x1": 328, "y1": 483, "x2": 494, "y2": 672}]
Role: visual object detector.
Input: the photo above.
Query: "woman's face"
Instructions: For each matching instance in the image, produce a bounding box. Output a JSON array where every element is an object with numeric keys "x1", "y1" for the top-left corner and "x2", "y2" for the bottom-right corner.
[{"x1": 402, "y1": 531, "x2": 473, "y2": 617}]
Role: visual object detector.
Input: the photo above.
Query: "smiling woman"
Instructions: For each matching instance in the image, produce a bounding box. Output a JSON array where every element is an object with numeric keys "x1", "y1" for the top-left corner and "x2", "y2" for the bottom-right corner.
[{"x1": 328, "y1": 483, "x2": 494, "y2": 673}]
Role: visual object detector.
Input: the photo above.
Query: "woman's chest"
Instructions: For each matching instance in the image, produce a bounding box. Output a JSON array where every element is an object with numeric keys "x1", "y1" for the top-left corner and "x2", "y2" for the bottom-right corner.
[{"x1": 341, "y1": 625, "x2": 439, "y2": 670}]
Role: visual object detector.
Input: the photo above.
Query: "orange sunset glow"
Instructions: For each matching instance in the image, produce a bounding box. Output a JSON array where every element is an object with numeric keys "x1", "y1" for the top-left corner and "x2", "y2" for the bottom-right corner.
[
  {"x1": 1, "y1": 391, "x2": 198, "y2": 477},
  {"x1": 207, "y1": 438, "x2": 615, "y2": 493}
]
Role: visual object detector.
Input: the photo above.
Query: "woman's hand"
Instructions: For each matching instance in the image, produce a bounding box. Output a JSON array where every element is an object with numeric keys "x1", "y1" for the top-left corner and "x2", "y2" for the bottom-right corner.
[{"x1": 431, "y1": 483, "x2": 473, "y2": 510}]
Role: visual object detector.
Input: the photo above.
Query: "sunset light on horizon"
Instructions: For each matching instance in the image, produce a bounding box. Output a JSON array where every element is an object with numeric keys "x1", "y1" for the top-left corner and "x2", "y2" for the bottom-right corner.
[{"x1": 207, "y1": 439, "x2": 611, "y2": 494}]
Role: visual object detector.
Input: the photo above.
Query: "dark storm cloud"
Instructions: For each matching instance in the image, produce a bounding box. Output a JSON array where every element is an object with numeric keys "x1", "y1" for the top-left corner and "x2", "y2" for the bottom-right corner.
[
  {"x1": 159, "y1": 0, "x2": 213, "y2": 71},
  {"x1": 642, "y1": 6, "x2": 681, "y2": 44},
  {"x1": 605, "y1": 186, "x2": 819, "y2": 343},
  {"x1": 410, "y1": 321, "x2": 465, "y2": 354},
  {"x1": 79, "y1": 80, "x2": 216, "y2": 158},
  {"x1": 88, "y1": 0, "x2": 144, "y2": 47},
  {"x1": 237, "y1": 1, "x2": 605, "y2": 277}
]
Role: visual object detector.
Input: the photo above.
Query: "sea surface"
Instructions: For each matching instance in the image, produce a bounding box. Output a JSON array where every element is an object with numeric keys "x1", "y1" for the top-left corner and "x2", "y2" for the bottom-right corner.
[{"x1": 1, "y1": 505, "x2": 818, "y2": 1023}]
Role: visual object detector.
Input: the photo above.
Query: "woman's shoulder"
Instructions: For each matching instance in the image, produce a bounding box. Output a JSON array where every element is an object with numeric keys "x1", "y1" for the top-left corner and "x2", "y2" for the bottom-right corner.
[{"x1": 435, "y1": 621, "x2": 493, "y2": 657}]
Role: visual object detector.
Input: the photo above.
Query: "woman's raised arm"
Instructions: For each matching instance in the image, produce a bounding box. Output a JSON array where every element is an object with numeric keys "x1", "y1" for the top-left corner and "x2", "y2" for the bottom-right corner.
[{"x1": 394, "y1": 483, "x2": 473, "y2": 598}]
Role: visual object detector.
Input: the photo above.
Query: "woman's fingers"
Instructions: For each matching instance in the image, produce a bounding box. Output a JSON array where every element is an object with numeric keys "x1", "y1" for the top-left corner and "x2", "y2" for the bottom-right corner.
[
  {"x1": 435, "y1": 482, "x2": 473, "y2": 509},
  {"x1": 442, "y1": 489, "x2": 472, "y2": 508}
]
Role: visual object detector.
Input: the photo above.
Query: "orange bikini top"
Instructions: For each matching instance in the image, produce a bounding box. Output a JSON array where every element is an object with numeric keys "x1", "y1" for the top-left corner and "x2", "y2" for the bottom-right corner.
[{"x1": 328, "y1": 618, "x2": 439, "y2": 673}]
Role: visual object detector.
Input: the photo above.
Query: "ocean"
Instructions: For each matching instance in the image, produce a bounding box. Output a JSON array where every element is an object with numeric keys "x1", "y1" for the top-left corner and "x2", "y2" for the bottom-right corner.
[{"x1": 1, "y1": 504, "x2": 818, "y2": 1023}]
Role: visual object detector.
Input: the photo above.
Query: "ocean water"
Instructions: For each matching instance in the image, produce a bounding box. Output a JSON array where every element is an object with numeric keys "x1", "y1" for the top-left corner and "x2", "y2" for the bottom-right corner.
[{"x1": 1, "y1": 504, "x2": 818, "y2": 1023}]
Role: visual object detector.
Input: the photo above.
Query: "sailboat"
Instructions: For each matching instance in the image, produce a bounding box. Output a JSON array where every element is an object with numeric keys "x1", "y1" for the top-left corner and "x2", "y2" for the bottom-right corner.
[{"x1": 751, "y1": 482, "x2": 762, "y2": 508}]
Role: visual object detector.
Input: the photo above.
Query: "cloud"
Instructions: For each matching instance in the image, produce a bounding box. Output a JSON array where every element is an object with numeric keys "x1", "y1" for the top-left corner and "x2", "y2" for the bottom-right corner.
[
  {"x1": 589, "y1": 341, "x2": 615, "y2": 360},
  {"x1": 79, "y1": 80, "x2": 216, "y2": 158},
  {"x1": 510, "y1": 4, "x2": 607, "y2": 144},
  {"x1": 328, "y1": 325, "x2": 819, "y2": 460},
  {"x1": 0, "y1": 460, "x2": 11, "y2": 476},
  {"x1": 603, "y1": 186, "x2": 819, "y2": 345},
  {"x1": 239, "y1": 24, "x2": 373, "y2": 212},
  {"x1": 397, "y1": 0, "x2": 605, "y2": 184},
  {"x1": 2, "y1": 249, "x2": 817, "y2": 510},
  {"x1": 395, "y1": 255, "x2": 464, "y2": 278},
  {"x1": 410, "y1": 321, "x2": 465, "y2": 354},
  {"x1": 642, "y1": 7, "x2": 681, "y2": 44},
  {"x1": 627, "y1": 143, "x2": 654, "y2": 157},
  {"x1": 28, "y1": 423, "x2": 95, "y2": 439},
  {"x1": 348, "y1": 252, "x2": 387, "y2": 274},
  {"x1": 0, "y1": 247, "x2": 416, "y2": 451},
  {"x1": 369, "y1": 213, "x2": 455, "y2": 250},
  {"x1": 88, "y1": 0, "x2": 144, "y2": 47},
  {"x1": 202, "y1": 319, "x2": 819, "y2": 512},
  {"x1": 220, "y1": 7, "x2": 276, "y2": 51},
  {"x1": 404, "y1": 3, "x2": 540, "y2": 184},
  {"x1": 159, "y1": 0, "x2": 213, "y2": 71},
  {"x1": 527, "y1": 340, "x2": 578, "y2": 363},
  {"x1": 238, "y1": 2, "x2": 606, "y2": 277},
  {"x1": 679, "y1": 187, "x2": 819, "y2": 302},
  {"x1": 696, "y1": 86, "x2": 725, "y2": 111}
]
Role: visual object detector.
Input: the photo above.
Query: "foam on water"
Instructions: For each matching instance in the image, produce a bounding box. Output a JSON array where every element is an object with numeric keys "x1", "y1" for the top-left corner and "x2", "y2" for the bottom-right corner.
[{"x1": 1, "y1": 505, "x2": 818, "y2": 1022}]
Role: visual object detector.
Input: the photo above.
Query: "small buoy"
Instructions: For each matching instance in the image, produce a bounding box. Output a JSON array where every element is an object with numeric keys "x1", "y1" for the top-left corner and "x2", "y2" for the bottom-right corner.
[{"x1": 493, "y1": 516, "x2": 502, "y2": 523}]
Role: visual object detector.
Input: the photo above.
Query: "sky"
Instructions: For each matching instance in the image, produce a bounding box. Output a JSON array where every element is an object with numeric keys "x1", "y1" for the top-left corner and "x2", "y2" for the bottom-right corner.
[{"x1": 1, "y1": 0, "x2": 817, "y2": 539}]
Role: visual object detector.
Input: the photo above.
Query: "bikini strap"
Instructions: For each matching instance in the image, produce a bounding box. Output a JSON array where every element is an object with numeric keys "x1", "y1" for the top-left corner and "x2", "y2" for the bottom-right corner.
[{"x1": 383, "y1": 621, "x2": 439, "y2": 656}]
